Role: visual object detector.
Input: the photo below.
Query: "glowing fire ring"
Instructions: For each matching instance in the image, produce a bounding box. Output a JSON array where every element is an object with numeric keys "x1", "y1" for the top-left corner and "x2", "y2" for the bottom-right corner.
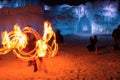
[
  {"x1": 13, "y1": 26, "x2": 41, "y2": 61},
  {"x1": 0, "y1": 21, "x2": 58, "y2": 61}
]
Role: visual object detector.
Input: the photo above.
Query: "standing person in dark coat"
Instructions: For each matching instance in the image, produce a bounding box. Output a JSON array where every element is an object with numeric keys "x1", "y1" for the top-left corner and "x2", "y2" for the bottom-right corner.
[
  {"x1": 87, "y1": 35, "x2": 98, "y2": 51},
  {"x1": 55, "y1": 29, "x2": 64, "y2": 44},
  {"x1": 112, "y1": 25, "x2": 120, "y2": 50}
]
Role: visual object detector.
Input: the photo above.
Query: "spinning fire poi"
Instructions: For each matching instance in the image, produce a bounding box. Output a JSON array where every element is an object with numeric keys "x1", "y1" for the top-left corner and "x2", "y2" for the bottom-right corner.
[{"x1": 0, "y1": 21, "x2": 58, "y2": 61}]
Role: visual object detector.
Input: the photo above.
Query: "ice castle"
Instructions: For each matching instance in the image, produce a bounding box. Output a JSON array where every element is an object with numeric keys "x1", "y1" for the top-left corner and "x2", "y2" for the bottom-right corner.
[
  {"x1": 44, "y1": 0, "x2": 120, "y2": 35},
  {"x1": 0, "y1": 0, "x2": 119, "y2": 37}
]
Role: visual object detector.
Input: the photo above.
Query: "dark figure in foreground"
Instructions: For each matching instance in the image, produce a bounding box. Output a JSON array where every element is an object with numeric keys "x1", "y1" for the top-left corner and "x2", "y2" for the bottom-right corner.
[
  {"x1": 55, "y1": 29, "x2": 64, "y2": 44},
  {"x1": 25, "y1": 25, "x2": 47, "y2": 72},
  {"x1": 28, "y1": 57, "x2": 43, "y2": 72},
  {"x1": 26, "y1": 33, "x2": 47, "y2": 72},
  {"x1": 87, "y1": 35, "x2": 98, "y2": 51},
  {"x1": 24, "y1": 25, "x2": 45, "y2": 72},
  {"x1": 25, "y1": 33, "x2": 40, "y2": 72},
  {"x1": 112, "y1": 25, "x2": 120, "y2": 50}
]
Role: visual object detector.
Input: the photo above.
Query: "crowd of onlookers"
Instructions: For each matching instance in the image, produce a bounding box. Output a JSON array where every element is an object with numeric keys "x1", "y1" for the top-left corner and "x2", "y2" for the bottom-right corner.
[{"x1": 87, "y1": 25, "x2": 120, "y2": 52}]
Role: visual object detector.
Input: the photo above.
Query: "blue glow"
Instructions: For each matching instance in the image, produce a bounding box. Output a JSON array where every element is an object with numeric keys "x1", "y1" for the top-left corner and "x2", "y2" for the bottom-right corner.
[
  {"x1": 0, "y1": 0, "x2": 42, "y2": 8},
  {"x1": 44, "y1": 5, "x2": 51, "y2": 10},
  {"x1": 73, "y1": 5, "x2": 85, "y2": 19},
  {"x1": 46, "y1": 1, "x2": 119, "y2": 35},
  {"x1": 103, "y1": 4, "x2": 117, "y2": 17},
  {"x1": 0, "y1": 1, "x2": 118, "y2": 36},
  {"x1": 0, "y1": 5, "x2": 3, "y2": 8},
  {"x1": 76, "y1": 15, "x2": 91, "y2": 35}
]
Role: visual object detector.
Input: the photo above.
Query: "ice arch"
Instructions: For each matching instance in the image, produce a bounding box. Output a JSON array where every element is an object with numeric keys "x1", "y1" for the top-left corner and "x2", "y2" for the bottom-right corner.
[{"x1": 76, "y1": 15, "x2": 91, "y2": 35}]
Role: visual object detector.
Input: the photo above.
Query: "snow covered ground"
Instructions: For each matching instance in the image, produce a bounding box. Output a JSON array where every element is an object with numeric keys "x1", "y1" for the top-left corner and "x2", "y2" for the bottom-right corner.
[{"x1": 0, "y1": 34, "x2": 120, "y2": 80}]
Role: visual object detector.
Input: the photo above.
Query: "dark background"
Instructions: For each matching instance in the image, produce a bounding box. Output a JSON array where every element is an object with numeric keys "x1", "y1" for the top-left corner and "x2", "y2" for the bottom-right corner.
[{"x1": 40, "y1": 0, "x2": 117, "y2": 6}]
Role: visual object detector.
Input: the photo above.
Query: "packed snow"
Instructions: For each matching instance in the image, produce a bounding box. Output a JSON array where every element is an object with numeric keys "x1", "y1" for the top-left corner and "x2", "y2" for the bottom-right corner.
[{"x1": 0, "y1": 34, "x2": 120, "y2": 80}]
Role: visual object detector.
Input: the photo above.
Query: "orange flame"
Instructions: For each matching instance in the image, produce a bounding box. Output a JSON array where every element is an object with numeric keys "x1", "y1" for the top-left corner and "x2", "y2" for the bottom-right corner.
[
  {"x1": 0, "y1": 21, "x2": 58, "y2": 61},
  {"x1": 0, "y1": 24, "x2": 28, "y2": 54},
  {"x1": 36, "y1": 21, "x2": 58, "y2": 57}
]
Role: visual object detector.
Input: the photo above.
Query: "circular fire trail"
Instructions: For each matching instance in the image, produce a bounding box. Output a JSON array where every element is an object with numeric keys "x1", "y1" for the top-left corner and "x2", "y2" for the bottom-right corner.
[{"x1": 0, "y1": 21, "x2": 58, "y2": 61}]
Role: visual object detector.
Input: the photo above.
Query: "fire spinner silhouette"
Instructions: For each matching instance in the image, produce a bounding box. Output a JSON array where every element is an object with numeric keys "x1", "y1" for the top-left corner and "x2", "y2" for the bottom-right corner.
[{"x1": 0, "y1": 21, "x2": 58, "y2": 61}]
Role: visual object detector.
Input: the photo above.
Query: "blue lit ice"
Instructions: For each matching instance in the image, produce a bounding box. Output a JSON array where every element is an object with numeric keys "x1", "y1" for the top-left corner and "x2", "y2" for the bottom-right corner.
[{"x1": 45, "y1": 1, "x2": 120, "y2": 35}]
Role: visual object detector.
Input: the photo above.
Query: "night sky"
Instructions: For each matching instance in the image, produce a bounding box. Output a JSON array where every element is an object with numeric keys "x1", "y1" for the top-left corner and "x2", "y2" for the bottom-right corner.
[{"x1": 41, "y1": 0, "x2": 96, "y2": 6}]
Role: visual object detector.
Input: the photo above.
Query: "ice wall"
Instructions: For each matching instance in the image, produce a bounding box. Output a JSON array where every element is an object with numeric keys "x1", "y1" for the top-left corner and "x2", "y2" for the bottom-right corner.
[
  {"x1": 91, "y1": 0, "x2": 119, "y2": 34},
  {"x1": 45, "y1": 1, "x2": 120, "y2": 35},
  {"x1": 0, "y1": 5, "x2": 44, "y2": 45}
]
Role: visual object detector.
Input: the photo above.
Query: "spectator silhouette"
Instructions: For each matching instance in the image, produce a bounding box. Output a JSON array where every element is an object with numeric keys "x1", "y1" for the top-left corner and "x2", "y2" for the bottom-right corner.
[
  {"x1": 112, "y1": 25, "x2": 120, "y2": 50},
  {"x1": 55, "y1": 29, "x2": 64, "y2": 44},
  {"x1": 87, "y1": 35, "x2": 98, "y2": 51}
]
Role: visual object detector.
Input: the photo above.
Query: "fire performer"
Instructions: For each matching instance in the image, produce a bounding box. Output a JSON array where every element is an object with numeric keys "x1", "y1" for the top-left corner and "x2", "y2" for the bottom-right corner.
[
  {"x1": 25, "y1": 32, "x2": 38, "y2": 72},
  {"x1": 0, "y1": 21, "x2": 57, "y2": 72},
  {"x1": 23, "y1": 25, "x2": 42, "y2": 72},
  {"x1": 26, "y1": 27, "x2": 47, "y2": 72}
]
